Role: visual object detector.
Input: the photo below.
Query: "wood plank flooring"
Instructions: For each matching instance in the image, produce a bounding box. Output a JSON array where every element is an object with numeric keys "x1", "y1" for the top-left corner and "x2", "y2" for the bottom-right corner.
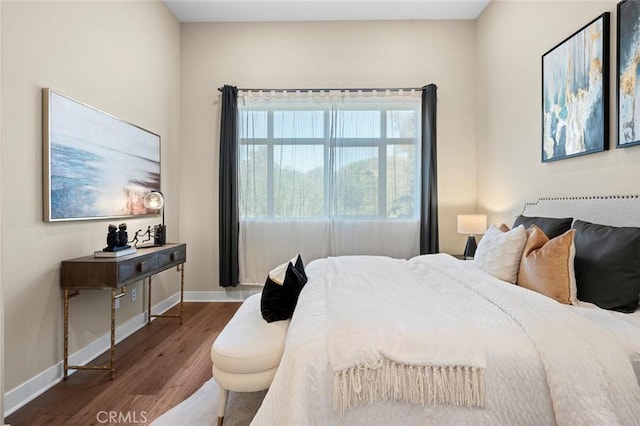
[{"x1": 5, "y1": 302, "x2": 241, "y2": 426}]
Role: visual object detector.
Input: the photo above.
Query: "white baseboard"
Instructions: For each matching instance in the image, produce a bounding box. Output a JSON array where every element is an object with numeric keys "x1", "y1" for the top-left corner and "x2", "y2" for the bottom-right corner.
[
  {"x1": 184, "y1": 288, "x2": 260, "y2": 302},
  {"x1": 4, "y1": 292, "x2": 181, "y2": 417}
]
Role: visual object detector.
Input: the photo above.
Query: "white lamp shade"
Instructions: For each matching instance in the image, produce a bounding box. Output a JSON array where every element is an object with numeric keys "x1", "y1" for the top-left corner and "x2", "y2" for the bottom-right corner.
[{"x1": 457, "y1": 214, "x2": 487, "y2": 235}]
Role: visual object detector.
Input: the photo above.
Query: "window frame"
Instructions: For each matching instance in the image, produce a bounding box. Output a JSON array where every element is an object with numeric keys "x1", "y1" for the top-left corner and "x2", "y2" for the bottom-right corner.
[{"x1": 238, "y1": 99, "x2": 421, "y2": 220}]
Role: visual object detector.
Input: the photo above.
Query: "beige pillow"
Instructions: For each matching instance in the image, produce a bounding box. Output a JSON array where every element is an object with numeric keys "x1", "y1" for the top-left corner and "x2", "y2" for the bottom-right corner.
[
  {"x1": 498, "y1": 223, "x2": 511, "y2": 232},
  {"x1": 517, "y1": 225, "x2": 577, "y2": 305}
]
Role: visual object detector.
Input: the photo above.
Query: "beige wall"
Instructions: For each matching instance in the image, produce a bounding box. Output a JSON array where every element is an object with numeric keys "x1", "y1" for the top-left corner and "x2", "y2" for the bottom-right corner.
[
  {"x1": 1, "y1": 0, "x2": 180, "y2": 392},
  {"x1": 180, "y1": 20, "x2": 479, "y2": 294},
  {"x1": 475, "y1": 1, "x2": 640, "y2": 225},
  {"x1": 1, "y1": 0, "x2": 4, "y2": 417}
]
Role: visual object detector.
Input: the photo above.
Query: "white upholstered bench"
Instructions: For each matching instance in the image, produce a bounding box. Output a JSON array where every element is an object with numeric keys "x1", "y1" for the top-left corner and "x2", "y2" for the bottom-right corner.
[{"x1": 210, "y1": 293, "x2": 290, "y2": 426}]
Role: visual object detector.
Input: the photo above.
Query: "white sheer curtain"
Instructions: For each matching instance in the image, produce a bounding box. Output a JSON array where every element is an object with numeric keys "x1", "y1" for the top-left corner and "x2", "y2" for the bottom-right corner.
[{"x1": 237, "y1": 90, "x2": 421, "y2": 285}]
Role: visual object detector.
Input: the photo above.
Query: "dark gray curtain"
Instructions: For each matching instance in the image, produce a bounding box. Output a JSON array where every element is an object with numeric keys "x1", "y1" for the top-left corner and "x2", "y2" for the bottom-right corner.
[
  {"x1": 219, "y1": 85, "x2": 239, "y2": 287},
  {"x1": 420, "y1": 84, "x2": 439, "y2": 254}
]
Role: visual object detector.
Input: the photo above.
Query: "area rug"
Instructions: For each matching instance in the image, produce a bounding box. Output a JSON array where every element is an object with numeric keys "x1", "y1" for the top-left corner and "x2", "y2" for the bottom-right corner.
[{"x1": 151, "y1": 379, "x2": 266, "y2": 426}]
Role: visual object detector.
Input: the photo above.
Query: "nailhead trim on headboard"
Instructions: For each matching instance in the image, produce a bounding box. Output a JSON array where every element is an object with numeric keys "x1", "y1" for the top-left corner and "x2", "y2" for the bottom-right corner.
[{"x1": 520, "y1": 195, "x2": 640, "y2": 227}]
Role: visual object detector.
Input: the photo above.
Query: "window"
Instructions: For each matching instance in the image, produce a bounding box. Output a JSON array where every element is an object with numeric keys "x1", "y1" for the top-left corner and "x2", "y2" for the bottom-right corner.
[{"x1": 238, "y1": 92, "x2": 421, "y2": 220}]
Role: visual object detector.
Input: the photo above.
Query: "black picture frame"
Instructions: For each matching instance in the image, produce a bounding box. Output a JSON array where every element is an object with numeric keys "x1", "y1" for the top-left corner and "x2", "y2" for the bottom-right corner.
[
  {"x1": 541, "y1": 13, "x2": 610, "y2": 162},
  {"x1": 617, "y1": 0, "x2": 640, "y2": 148}
]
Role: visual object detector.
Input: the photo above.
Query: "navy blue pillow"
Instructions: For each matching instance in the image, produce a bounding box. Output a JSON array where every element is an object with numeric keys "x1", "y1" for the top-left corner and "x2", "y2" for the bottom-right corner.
[
  {"x1": 573, "y1": 220, "x2": 640, "y2": 313},
  {"x1": 260, "y1": 255, "x2": 307, "y2": 323},
  {"x1": 513, "y1": 215, "x2": 573, "y2": 239}
]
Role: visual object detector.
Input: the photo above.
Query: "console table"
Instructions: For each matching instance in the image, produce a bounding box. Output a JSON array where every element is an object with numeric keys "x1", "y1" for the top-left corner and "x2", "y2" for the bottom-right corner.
[{"x1": 60, "y1": 243, "x2": 186, "y2": 379}]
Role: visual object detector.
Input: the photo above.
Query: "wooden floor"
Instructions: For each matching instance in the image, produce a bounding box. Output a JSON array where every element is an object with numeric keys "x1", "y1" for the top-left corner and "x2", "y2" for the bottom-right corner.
[{"x1": 5, "y1": 302, "x2": 241, "y2": 426}]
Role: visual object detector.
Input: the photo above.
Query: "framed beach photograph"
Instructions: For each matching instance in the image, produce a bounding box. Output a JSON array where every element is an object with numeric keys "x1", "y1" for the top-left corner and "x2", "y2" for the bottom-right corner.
[
  {"x1": 43, "y1": 89, "x2": 161, "y2": 222},
  {"x1": 541, "y1": 13, "x2": 610, "y2": 162},
  {"x1": 617, "y1": 0, "x2": 640, "y2": 148}
]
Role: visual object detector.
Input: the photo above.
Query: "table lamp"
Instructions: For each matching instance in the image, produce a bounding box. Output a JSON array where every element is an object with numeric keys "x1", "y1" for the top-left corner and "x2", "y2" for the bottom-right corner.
[
  {"x1": 144, "y1": 190, "x2": 166, "y2": 246},
  {"x1": 457, "y1": 214, "x2": 487, "y2": 259}
]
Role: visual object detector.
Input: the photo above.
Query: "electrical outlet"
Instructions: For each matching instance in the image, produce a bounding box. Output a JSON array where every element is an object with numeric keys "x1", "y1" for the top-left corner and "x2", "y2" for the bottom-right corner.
[
  {"x1": 115, "y1": 298, "x2": 120, "y2": 309},
  {"x1": 131, "y1": 289, "x2": 137, "y2": 302}
]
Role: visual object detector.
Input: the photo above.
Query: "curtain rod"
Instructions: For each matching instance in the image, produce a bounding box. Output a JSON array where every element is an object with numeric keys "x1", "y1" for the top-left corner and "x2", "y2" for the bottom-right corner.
[{"x1": 217, "y1": 85, "x2": 434, "y2": 93}]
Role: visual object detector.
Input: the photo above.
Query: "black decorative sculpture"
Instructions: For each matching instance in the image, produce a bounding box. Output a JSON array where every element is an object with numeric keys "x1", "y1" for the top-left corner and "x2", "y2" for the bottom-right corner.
[
  {"x1": 153, "y1": 223, "x2": 166, "y2": 246},
  {"x1": 130, "y1": 224, "x2": 164, "y2": 248},
  {"x1": 118, "y1": 223, "x2": 128, "y2": 247},
  {"x1": 106, "y1": 225, "x2": 119, "y2": 249},
  {"x1": 103, "y1": 223, "x2": 132, "y2": 252}
]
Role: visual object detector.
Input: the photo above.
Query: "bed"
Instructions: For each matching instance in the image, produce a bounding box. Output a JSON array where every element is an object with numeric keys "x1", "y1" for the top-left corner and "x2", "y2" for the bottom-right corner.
[{"x1": 251, "y1": 196, "x2": 640, "y2": 425}]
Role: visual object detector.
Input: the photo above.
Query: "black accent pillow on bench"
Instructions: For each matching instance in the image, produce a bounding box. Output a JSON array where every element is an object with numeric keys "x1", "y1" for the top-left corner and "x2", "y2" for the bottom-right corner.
[
  {"x1": 261, "y1": 255, "x2": 307, "y2": 323},
  {"x1": 573, "y1": 220, "x2": 640, "y2": 313},
  {"x1": 513, "y1": 215, "x2": 573, "y2": 239}
]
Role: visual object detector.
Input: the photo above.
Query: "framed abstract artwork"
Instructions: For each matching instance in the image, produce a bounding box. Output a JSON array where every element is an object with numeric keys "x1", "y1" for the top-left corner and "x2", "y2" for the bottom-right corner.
[
  {"x1": 617, "y1": 0, "x2": 640, "y2": 148},
  {"x1": 541, "y1": 12, "x2": 610, "y2": 162},
  {"x1": 43, "y1": 88, "x2": 161, "y2": 222}
]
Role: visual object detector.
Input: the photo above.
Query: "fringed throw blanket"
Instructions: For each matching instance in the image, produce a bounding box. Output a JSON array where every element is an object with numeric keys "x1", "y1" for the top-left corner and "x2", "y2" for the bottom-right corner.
[{"x1": 324, "y1": 256, "x2": 486, "y2": 414}]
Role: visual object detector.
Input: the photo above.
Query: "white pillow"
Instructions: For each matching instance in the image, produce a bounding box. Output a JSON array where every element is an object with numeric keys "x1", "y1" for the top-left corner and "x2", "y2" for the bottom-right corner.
[
  {"x1": 267, "y1": 255, "x2": 300, "y2": 285},
  {"x1": 474, "y1": 224, "x2": 527, "y2": 283}
]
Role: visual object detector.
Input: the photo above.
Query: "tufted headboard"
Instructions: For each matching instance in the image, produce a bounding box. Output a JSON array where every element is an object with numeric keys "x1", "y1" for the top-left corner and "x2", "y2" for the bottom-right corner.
[{"x1": 521, "y1": 195, "x2": 640, "y2": 227}]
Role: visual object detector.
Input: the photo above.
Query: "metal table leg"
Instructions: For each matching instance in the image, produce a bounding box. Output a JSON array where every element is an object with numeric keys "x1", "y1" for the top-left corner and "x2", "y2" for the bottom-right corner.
[
  {"x1": 147, "y1": 275, "x2": 153, "y2": 324},
  {"x1": 148, "y1": 263, "x2": 185, "y2": 323},
  {"x1": 65, "y1": 287, "x2": 124, "y2": 380},
  {"x1": 63, "y1": 289, "x2": 69, "y2": 380},
  {"x1": 110, "y1": 288, "x2": 116, "y2": 380}
]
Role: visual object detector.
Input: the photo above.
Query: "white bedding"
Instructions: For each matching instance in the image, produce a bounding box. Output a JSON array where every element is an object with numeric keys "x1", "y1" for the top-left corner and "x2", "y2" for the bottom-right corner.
[
  {"x1": 252, "y1": 254, "x2": 640, "y2": 425},
  {"x1": 567, "y1": 304, "x2": 640, "y2": 383},
  {"x1": 326, "y1": 256, "x2": 486, "y2": 413}
]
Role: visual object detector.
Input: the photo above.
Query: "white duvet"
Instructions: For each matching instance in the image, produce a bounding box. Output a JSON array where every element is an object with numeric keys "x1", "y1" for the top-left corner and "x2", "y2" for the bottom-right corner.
[
  {"x1": 251, "y1": 254, "x2": 640, "y2": 425},
  {"x1": 326, "y1": 256, "x2": 486, "y2": 413}
]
